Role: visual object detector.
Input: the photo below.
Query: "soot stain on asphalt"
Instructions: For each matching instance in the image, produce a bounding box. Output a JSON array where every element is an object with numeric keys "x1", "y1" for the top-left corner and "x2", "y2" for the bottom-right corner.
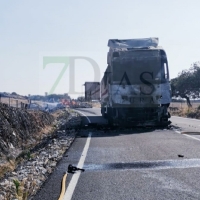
[{"x1": 84, "y1": 159, "x2": 200, "y2": 171}]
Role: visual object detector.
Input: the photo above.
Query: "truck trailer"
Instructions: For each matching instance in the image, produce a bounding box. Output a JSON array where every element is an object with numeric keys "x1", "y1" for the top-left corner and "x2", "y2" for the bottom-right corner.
[
  {"x1": 101, "y1": 38, "x2": 171, "y2": 126},
  {"x1": 85, "y1": 82, "x2": 100, "y2": 101}
]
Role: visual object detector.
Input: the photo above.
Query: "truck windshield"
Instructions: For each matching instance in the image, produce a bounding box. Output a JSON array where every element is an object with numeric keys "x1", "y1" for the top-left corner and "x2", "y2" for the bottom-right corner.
[{"x1": 112, "y1": 50, "x2": 169, "y2": 84}]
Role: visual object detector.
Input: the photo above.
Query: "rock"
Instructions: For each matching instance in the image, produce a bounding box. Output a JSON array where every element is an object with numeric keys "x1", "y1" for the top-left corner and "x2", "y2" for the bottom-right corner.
[{"x1": 50, "y1": 162, "x2": 57, "y2": 167}]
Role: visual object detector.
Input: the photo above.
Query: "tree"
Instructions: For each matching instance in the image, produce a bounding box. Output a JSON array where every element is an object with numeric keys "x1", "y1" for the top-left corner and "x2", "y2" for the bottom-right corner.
[
  {"x1": 171, "y1": 62, "x2": 200, "y2": 107},
  {"x1": 11, "y1": 92, "x2": 18, "y2": 95}
]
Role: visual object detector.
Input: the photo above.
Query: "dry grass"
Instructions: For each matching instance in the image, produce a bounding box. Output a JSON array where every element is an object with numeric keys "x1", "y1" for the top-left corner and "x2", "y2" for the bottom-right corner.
[
  {"x1": 170, "y1": 102, "x2": 200, "y2": 109},
  {"x1": 169, "y1": 102, "x2": 200, "y2": 119},
  {"x1": 0, "y1": 161, "x2": 16, "y2": 179},
  {"x1": 169, "y1": 106, "x2": 200, "y2": 119}
]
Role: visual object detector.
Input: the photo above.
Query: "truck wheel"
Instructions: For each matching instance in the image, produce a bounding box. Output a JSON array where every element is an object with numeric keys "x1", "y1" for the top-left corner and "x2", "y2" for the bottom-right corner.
[
  {"x1": 108, "y1": 117, "x2": 113, "y2": 126},
  {"x1": 107, "y1": 108, "x2": 114, "y2": 126}
]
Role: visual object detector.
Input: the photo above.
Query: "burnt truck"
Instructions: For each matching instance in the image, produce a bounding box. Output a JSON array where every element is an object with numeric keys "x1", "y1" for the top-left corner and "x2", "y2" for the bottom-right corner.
[{"x1": 101, "y1": 38, "x2": 171, "y2": 126}]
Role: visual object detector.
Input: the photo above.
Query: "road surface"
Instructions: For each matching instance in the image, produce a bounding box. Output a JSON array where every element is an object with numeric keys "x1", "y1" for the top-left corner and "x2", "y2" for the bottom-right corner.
[{"x1": 33, "y1": 108, "x2": 200, "y2": 200}]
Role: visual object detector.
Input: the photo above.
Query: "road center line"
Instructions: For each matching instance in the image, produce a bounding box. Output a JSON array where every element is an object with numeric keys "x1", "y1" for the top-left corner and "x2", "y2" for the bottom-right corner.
[
  {"x1": 74, "y1": 110, "x2": 91, "y2": 123},
  {"x1": 64, "y1": 132, "x2": 92, "y2": 200},
  {"x1": 182, "y1": 134, "x2": 200, "y2": 142},
  {"x1": 175, "y1": 130, "x2": 200, "y2": 142}
]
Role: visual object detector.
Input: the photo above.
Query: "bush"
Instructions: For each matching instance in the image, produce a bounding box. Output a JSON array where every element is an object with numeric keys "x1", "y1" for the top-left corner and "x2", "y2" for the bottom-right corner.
[{"x1": 11, "y1": 92, "x2": 18, "y2": 95}]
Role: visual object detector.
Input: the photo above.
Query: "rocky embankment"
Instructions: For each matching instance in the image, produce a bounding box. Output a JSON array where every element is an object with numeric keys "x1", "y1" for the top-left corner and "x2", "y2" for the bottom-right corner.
[{"x1": 0, "y1": 103, "x2": 81, "y2": 200}]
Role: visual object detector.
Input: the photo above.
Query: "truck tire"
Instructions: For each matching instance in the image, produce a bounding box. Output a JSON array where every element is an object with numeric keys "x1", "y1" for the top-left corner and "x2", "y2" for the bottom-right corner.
[
  {"x1": 108, "y1": 117, "x2": 113, "y2": 126},
  {"x1": 107, "y1": 108, "x2": 114, "y2": 126}
]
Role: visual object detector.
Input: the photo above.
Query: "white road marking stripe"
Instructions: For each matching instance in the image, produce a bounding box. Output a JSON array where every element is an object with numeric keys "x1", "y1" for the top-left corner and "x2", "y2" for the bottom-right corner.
[
  {"x1": 175, "y1": 131, "x2": 181, "y2": 134},
  {"x1": 74, "y1": 110, "x2": 91, "y2": 123},
  {"x1": 175, "y1": 130, "x2": 200, "y2": 142},
  {"x1": 183, "y1": 134, "x2": 200, "y2": 142},
  {"x1": 64, "y1": 132, "x2": 92, "y2": 200}
]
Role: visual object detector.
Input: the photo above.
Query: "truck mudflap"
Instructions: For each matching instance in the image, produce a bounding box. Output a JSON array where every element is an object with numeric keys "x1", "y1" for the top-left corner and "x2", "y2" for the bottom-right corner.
[{"x1": 107, "y1": 107, "x2": 171, "y2": 127}]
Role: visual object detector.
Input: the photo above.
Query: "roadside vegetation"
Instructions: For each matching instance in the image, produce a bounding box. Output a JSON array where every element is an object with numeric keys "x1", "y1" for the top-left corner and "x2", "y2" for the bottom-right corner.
[
  {"x1": 171, "y1": 61, "x2": 200, "y2": 107},
  {"x1": 170, "y1": 61, "x2": 200, "y2": 119},
  {"x1": 170, "y1": 105, "x2": 200, "y2": 119}
]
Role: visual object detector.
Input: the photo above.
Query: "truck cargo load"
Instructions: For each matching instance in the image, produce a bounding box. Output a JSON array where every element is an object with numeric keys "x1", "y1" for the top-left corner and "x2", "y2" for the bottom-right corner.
[{"x1": 108, "y1": 37, "x2": 159, "y2": 49}]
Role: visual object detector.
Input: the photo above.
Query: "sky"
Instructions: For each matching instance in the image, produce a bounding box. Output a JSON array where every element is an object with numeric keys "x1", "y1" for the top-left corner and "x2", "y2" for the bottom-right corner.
[{"x1": 1, "y1": 0, "x2": 200, "y2": 98}]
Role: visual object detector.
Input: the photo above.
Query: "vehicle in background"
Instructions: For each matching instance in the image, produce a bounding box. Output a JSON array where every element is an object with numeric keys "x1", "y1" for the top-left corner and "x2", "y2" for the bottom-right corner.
[
  {"x1": 84, "y1": 82, "x2": 100, "y2": 101},
  {"x1": 79, "y1": 102, "x2": 92, "y2": 108}
]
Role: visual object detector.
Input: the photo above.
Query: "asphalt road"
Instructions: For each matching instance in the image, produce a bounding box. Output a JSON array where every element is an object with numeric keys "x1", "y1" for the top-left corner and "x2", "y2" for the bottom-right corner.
[{"x1": 33, "y1": 108, "x2": 200, "y2": 200}]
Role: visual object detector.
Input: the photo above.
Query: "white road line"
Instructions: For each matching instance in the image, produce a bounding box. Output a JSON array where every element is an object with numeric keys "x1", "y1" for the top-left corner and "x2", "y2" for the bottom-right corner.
[
  {"x1": 183, "y1": 134, "x2": 200, "y2": 142},
  {"x1": 175, "y1": 131, "x2": 181, "y2": 134},
  {"x1": 64, "y1": 132, "x2": 92, "y2": 200},
  {"x1": 74, "y1": 110, "x2": 91, "y2": 123},
  {"x1": 175, "y1": 130, "x2": 200, "y2": 142}
]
